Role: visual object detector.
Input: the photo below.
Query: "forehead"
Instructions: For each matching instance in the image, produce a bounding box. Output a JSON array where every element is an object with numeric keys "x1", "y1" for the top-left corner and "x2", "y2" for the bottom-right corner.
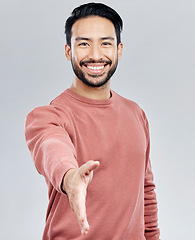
[{"x1": 71, "y1": 16, "x2": 116, "y2": 40}]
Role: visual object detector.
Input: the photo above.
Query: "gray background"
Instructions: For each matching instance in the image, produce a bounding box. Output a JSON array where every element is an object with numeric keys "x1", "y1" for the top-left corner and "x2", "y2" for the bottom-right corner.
[{"x1": 1, "y1": 0, "x2": 194, "y2": 239}]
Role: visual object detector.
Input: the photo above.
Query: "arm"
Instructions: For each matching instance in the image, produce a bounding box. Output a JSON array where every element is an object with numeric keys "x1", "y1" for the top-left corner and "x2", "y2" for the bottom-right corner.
[
  {"x1": 144, "y1": 159, "x2": 160, "y2": 240},
  {"x1": 25, "y1": 105, "x2": 100, "y2": 235},
  {"x1": 25, "y1": 105, "x2": 78, "y2": 193},
  {"x1": 142, "y1": 111, "x2": 160, "y2": 240}
]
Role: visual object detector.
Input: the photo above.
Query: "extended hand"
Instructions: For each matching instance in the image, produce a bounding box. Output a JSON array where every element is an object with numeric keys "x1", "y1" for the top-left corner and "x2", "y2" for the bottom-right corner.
[{"x1": 62, "y1": 160, "x2": 100, "y2": 235}]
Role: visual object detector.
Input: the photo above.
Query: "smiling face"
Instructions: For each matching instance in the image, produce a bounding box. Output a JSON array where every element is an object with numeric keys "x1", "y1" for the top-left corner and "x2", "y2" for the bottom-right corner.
[{"x1": 65, "y1": 16, "x2": 123, "y2": 88}]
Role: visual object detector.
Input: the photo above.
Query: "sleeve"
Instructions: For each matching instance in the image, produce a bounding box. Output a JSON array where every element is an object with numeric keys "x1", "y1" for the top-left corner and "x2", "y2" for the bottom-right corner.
[
  {"x1": 142, "y1": 111, "x2": 160, "y2": 240},
  {"x1": 25, "y1": 105, "x2": 79, "y2": 193},
  {"x1": 144, "y1": 158, "x2": 160, "y2": 240}
]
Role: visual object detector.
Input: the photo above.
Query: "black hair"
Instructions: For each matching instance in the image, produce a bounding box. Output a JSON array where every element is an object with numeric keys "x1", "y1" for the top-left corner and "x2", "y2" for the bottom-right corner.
[{"x1": 65, "y1": 2, "x2": 123, "y2": 47}]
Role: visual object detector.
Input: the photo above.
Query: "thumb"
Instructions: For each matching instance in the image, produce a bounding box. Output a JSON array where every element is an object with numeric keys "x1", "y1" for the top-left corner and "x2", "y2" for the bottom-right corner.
[
  {"x1": 79, "y1": 160, "x2": 100, "y2": 184},
  {"x1": 81, "y1": 160, "x2": 100, "y2": 175}
]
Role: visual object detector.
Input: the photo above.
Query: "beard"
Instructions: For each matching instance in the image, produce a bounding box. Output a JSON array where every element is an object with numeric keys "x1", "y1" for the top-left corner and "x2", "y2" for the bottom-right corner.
[{"x1": 71, "y1": 58, "x2": 118, "y2": 88}]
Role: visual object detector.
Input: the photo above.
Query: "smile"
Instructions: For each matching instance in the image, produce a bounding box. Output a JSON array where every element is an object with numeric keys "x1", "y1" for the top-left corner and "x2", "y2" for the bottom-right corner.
[
  {"x1": 86, "y1": 65, "x2": 105, "y2": 70},
  {"x1": 82, "y1": 63, "x2": 109, "y2": 75}
]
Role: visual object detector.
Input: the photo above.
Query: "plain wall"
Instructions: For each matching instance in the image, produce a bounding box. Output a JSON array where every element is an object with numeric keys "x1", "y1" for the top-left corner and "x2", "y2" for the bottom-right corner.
[{"x1": 0, "y1": 0, "x2": 194, "y2": 239}]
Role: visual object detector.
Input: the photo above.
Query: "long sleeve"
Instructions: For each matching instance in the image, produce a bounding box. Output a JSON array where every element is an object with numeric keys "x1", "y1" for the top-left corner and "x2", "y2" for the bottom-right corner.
[
  {"x1": 143, "y1": 112, "x2": 160, "y2": 240},
  {"x1": 25, "y1": 105, "x2": 78, "y2": 193},
  {"x1": 144, "y1": 158, "x2": 160, "y2": 240}
]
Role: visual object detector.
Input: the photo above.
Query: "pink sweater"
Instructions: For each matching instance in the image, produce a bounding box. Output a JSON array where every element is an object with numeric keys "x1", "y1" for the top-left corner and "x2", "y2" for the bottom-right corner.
[{"x1": 25, "y1": 89, "x2": 160, "y2": 240}]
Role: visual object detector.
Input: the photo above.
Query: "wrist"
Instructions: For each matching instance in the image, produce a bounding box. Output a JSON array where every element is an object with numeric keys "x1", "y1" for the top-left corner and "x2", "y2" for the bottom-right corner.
[{"x1": 61, "y1": 168, "x2": 76, "y2": 194}]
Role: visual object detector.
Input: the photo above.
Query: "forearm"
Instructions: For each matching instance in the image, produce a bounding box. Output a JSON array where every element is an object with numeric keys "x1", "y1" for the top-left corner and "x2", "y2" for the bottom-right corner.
[
  {"x1": 144, "y1": 183, "x2": 160, "y2": 239},
  {"x1": 144, "y1": 161, "x2": 160, "y2": 240}
]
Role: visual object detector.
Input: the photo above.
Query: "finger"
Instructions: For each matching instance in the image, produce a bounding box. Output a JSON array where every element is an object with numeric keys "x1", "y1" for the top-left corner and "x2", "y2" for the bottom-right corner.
[
  {"x1": 80, "y1": 218, "x2": 90, "y2": 235},
  {"x1": 72, "y1": 191, "x2": 89, "y2": 235},
  {"x1": 81, "y1": 160, "x2": 100, "y2": 175},
  {"x1": 77, "y1": 205, "x2": 89, "y2": 235}
]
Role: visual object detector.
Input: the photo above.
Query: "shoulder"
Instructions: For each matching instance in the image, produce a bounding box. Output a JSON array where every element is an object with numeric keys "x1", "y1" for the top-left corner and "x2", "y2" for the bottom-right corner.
[
  {"x1": 113, "y1": 90, "x2": 143, "y2": 112},
  {"x1": 25, "y1": 91, "x2": 73, "y2": 127},
  {"x1": 113, "y1": 90, "x2": 149, "y2": 128}
]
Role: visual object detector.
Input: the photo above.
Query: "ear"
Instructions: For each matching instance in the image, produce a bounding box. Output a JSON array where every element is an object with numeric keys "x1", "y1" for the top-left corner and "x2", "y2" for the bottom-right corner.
[
  {"x1": 117, "y1": 42, "x2": 123, "y2": 60},
  {"x1": 65, "y1": 44, "x2": 71, "y2": 61}
]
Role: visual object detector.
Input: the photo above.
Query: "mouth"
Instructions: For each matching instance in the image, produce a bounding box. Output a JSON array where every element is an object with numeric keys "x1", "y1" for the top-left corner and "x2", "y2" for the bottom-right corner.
[
  {"x1": 86, "y1": 65, "x2": 105, "y2": 71},
  {"x1": 81, "y1": 61, "x2": 111, "y2": 75}
]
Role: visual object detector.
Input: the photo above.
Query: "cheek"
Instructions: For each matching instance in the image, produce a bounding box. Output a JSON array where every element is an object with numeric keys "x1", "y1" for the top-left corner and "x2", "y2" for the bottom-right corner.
[
  {"x1": 71, "y1": 54, "x2": 80, "y2": 66},
  {"x1": 74, "y1": 49, "x2": 87, "y2": 64},
  {"x1": 105, "y1": 49, "x2": 118, "y2": 62},
  {"x1": 71, "y1": 46, "x2": 80, "y2": 60}
]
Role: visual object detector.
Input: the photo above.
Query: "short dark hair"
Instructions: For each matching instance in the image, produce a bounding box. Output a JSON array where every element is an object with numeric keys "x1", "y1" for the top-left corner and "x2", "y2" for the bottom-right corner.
[{"x1": 65, "y1": 2, "x2": 123, "y2": 47}]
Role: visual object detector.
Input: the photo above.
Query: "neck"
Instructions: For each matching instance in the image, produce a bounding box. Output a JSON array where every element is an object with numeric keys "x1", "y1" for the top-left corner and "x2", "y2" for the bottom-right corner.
[{"x1": 70, "y1": 78, "x2": 111, "y2": 100}]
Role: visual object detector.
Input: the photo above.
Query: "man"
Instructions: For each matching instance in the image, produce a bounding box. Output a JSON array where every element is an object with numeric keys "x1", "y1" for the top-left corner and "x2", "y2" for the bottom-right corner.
[{"x1": 25, "y1": 3, "x2": 160, "y2": 240}]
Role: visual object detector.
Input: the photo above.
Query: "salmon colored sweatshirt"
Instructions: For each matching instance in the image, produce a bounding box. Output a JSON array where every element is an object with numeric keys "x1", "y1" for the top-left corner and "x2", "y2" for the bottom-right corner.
[{"x1": 25, "y1": 89, "x2": 160, "y2": 240}]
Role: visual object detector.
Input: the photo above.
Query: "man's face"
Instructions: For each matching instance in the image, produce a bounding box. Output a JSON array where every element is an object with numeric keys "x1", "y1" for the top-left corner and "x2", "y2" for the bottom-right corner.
[{"x1": 65, "y1": 16, "x2": 123, "y2": 88}]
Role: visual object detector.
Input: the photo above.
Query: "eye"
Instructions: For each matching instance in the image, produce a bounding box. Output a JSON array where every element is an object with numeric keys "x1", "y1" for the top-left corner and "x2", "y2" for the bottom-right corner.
[
  {"x1": 78, "y1": 42, "x2": 89, "y2": 47},
  {"x1": 102, "y1": 42, "x2": 112, "y2": 46}
]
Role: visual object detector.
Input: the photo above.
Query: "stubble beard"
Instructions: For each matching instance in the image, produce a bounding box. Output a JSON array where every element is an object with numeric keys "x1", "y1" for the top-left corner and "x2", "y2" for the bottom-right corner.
[{"x1": 71, "y1": 58, "x2": 118, "y2": 88}]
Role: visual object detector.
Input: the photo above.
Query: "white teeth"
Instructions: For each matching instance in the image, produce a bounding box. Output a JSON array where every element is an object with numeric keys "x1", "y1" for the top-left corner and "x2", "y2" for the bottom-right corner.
[{"x1": 87, "y1": 65, "x2": 104, "y2": 70}]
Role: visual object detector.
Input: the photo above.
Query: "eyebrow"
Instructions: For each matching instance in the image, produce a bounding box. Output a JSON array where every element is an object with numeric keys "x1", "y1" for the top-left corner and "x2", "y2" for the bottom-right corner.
[
  {"x1": 75, "y1": 37, "x2": 90, "y2": 41},
  {"x1": 75, "y1": 37, "x2": 115, "y2": 41},
  {"x1": 101, "y1": 37, "x2": 115, "y2": 41}
]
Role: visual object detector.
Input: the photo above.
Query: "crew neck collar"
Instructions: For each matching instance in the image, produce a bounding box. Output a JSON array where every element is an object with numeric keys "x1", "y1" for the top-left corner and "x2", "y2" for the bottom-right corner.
[{"x1": 64, "y1": 89, "x2": 115, "y2": 106}]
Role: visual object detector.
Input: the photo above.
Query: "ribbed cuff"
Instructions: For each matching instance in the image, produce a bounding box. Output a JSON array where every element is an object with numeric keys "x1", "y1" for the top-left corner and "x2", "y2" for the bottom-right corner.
[{"x1": 52, "y1": 161, "x2": 78, "y2": 194}]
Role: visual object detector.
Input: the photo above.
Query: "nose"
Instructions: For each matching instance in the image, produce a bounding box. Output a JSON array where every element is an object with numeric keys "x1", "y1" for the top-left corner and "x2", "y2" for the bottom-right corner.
[{"x1": 88, "y1": 44, "x2": 103, "y2": 61}]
